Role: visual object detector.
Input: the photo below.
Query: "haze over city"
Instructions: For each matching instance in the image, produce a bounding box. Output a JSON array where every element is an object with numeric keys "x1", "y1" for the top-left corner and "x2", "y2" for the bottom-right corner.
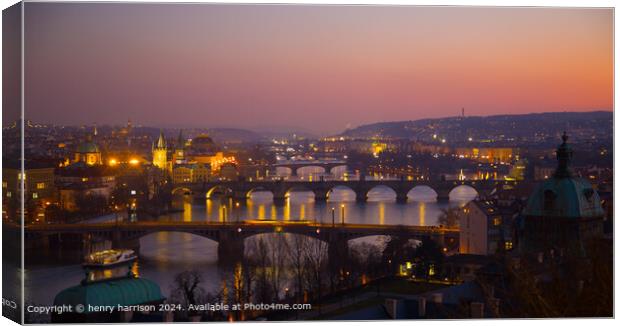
[{"x1": 17, "y1": 3, "x2": 613, "y2": 134}]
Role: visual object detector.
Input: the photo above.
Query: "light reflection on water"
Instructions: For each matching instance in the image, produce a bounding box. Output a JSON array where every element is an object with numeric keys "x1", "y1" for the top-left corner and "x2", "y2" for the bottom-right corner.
[{"x1": 24, "y1": 186, "x2": 476, "y2": 306}]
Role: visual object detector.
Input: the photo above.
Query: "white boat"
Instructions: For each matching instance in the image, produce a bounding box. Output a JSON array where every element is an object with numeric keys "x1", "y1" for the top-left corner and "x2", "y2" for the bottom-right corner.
[{"x1": 83, "y1": 249, "x2": 137, "y2": 268}]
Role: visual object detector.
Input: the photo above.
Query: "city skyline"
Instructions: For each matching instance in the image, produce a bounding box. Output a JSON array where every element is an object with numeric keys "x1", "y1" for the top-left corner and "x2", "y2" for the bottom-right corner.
[{"x1": 15, "y1": 3, "x2": 613, "y2": 134}]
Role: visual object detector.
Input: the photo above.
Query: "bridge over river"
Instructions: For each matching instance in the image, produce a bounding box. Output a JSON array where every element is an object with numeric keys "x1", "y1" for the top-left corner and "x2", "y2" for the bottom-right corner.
[
  {"x1": 21, "y1": 221, "x2": 459, "y2": 264},
  {"x1": 172, "y1": 178, "x2": 518, "y2": 205}
]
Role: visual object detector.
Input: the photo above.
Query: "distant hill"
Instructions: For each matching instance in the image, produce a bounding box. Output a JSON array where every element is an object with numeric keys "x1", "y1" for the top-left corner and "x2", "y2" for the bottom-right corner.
[
  {"x1": 339, "y1": 111, "x2": 612, "y2": 145},
  {"x1": 206, "y1": 128, "x2": 266, "y2": 144}
]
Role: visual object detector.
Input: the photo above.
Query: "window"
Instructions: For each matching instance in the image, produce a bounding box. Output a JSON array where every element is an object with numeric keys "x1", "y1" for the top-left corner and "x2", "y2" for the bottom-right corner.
[
  {"x1": 2, "y1": 182, "x2": 7, "y2": 188},
  {"x1": 36, "y1": 182, "x2": 45, "y2": 189},
  {"x1": 493, "y1": 217, "x2": 502, "y2": 226},
  {"x1": 32, "y1": 193, "x2": 38, "y2": 199},
  {"x1": 505, "y1": 241, "x2": 513, "y2": 250}
]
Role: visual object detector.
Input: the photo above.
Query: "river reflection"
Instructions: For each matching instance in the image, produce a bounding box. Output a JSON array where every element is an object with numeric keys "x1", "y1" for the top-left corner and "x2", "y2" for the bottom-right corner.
[{"x1": 24, "y1": 186, "x2": 476, "y2": 306}]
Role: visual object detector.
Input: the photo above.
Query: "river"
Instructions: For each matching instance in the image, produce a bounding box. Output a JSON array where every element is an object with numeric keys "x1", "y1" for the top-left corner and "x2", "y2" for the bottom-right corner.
[{"x1": 21, "y1": 182, "x2": 476, "y2": 307}]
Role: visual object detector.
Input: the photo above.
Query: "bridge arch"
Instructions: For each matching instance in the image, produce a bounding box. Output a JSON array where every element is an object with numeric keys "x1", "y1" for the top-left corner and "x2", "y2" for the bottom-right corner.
[
  {"x1": 275, "y1": 166, "x2": 294, "y2": 177},
  {"x1": 326, "y1": 185, "x2": 357, "y2": 202},
  {"x1": 245, "y1": 187, "x2": 275, "y2": 199},
  {"x1": 126, "y1": 230, "x2": 222, "y2": 243},
  {"x1": 171, "y1": 187, "x2": 193, "y2": 196},
  {"x1": 448, "y1": 184, "x2": 479, "y2": 202},
  {"x1": 407, "y1": 185, "x2": 438, "y2": 202},
  {"x1": 295, "y1": 165, "x2": 327, "y2": 177},
  {"x1": 366, "y1": 185, "x2": 398, "y2": 202},
  {"x1": 284, "y1": 185, "x2": 315, "y2": 199},
  {"x1": 206, "y1": 185, "x2": 233, "y2": 199},
  {"x1": 328, "y1": 164, "x2": 348, "y2": 174}
]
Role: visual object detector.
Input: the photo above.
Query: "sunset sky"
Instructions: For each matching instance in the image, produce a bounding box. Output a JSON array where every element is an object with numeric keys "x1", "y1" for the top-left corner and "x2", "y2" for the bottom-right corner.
[{"x1": 22, "y1": 3, "x2": 613, "y2": 134}]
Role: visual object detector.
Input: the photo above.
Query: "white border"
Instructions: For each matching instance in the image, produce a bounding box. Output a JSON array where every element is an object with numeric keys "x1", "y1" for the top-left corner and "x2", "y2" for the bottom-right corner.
[{"x1": 0, "y1": 1, "x2": 616, "y2": 326}]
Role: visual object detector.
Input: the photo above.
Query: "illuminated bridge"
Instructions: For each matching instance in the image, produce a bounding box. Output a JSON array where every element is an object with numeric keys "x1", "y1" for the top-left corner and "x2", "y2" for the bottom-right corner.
[
  {"x1": 272, "y1": 160, "x2": 347, "y2": 177},
  {"x1": 22, "y1": 221, "x2": 459, "y2": 264},
  {"x1": 172, "y1": 179, "x2": 518, "y2": 205}
]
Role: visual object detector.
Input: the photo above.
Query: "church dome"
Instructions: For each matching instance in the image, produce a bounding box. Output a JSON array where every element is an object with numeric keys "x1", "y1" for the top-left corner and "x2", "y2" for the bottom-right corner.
[
  {"x1": 190, "y1": 134, "x2": 218, "y2": 153},
  {"x1": 192, "y1": 134, "x2": 215, "y2": 145},
  {"x1": 523, "y1": 133, "x2": 604, "y2": 219},
  {"x1": 54, "y1": 277, "x2": 164, "y2": 308},
  {"x1": 76, "y1": 141, "x2": 100, "y2": 154}
]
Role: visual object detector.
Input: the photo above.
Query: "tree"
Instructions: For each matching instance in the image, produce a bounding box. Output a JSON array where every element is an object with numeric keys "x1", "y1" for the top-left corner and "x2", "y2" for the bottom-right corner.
[
  {"x1": 169, "y1": 270, "x2": 207, "y2": 316},
  {"x1": 268, "y1": 235, "x2": 288, "y2": 300},
  {"x1": 302, "y1": 238, "x2": 328, "y2": 304},
  {"x1": 413, "y1": 239, "x2": 445, "y2": 280},
  {"x1": 287, "y1": 235, "x2": 307, "y2": 302},
  {"x1": 438, "y1": 207, "x2": 460, "y2": 228},
  {"x1": 382, "y1": 235, "x2": 416, "y2": 274},
  {"x1": 245, "y1": 237, "x2": 274, "y2": 303}
]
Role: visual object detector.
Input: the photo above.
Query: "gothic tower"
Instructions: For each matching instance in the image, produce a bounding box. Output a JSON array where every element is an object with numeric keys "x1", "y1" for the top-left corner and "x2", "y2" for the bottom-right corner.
[
  {"x1": 173, "y1": 129, "x2": 186, "y2": 164},
  {"x1": 152, "y1": 130, "x2": 168, "y2": 170}
]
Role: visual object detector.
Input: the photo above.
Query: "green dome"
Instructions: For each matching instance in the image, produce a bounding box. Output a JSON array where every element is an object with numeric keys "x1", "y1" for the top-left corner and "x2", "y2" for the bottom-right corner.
[
  {"x1": 76, "y1": 141, "x2": 100, "y2": 153},
  {"x1": 523, "y1": 132, "x2": 604, "y2": 219},
  {"x1": 53, "y1": 277, "x2": 164, "y2": 310},
  {"x1": 523, "y1": 177, "x2": 604, "y2": 218}
]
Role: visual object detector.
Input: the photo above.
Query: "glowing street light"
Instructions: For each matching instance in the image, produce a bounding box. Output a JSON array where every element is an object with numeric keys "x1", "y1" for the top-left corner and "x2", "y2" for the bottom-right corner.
[
  {"x1": 341, "y1": 204, "x2": 345, "y2": 225},
  {"x1": 331, "y1": 207, "x2": 336, "y2": 227},
  {"x1": 235, "y1": 202, "x2": 240, "y2": 223}
]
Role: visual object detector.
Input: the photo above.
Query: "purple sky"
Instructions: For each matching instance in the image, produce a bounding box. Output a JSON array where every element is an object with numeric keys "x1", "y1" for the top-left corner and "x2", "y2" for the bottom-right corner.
[{"x1": 23, "y1": 3, "x2": 612, "y2": 134}]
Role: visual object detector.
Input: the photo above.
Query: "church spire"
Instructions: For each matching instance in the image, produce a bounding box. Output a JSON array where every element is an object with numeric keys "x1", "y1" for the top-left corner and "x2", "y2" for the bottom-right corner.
[
  {"x1": 155, "y1": 129, "x2": 166, "y2": 149},
  {"x1": 176, "y1": 129, "x2": 185, "y2": 148},
  {"x1": 554, "y1": 131, "x2": 573, "y2": 178}
]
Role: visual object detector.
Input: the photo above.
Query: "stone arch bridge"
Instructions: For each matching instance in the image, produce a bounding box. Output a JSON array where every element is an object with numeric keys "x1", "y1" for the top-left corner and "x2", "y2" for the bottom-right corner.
[
  {"x1": 22, "y1": 221, "x2": 458, "y2": 266},
  {"x1": 172, "y1": 179, "x2": 517, "y2": 205},
  {"x1": 272, "y1": 160, "x2": 347, "y2": 177}
]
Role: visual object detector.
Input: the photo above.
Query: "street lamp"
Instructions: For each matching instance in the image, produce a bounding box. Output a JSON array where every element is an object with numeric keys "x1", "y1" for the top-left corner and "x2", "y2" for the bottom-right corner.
[
  {"x1": 341, "y1": 204, "x2": 345, "y2": 225},
  {"x1": 222, "y1": 206, "x2": 227, "y2": 224},
  {"x1": 331, "y1": 207, "x2": 335, "y2": 227},
  {"x1": 235, "y1": 202, "x2": 240, "y2": 223}
]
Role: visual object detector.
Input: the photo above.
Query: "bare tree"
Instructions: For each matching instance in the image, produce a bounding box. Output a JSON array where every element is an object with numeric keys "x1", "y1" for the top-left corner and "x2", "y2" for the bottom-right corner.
[
  {"x1": 303, "y1": 238, "x2": 329, "y2": 303},
  {"x1": 169, "y1": 271, "x2": 207, "y2": 316},
  {"x1": 438, "y1": 207, "x2": 460, "y2": 228},
  {"x1": 287, "y1": 234, "x2": 308, "y2": 302},
  {"x1": 268, "y1": 235, "x2": 288, "y2": 300},
  {"x1": 246, "y1": 237, "x2": 273, "y2": 303}
]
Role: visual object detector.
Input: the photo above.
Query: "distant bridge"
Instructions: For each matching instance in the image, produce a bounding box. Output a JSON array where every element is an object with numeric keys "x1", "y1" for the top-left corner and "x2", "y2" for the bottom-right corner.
[
  {"x1": 22, "y1": 221, "x2": 459, "y2": 264},
  {"x1": 172, "y1": 179, "x2": 518, "y2": 205},
  {"x1": 273, "y1": 160, "x2": 347, "y2": 176}
]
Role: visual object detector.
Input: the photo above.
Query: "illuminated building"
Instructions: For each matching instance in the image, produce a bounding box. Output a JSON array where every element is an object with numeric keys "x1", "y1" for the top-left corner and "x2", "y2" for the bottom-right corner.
[
  {"x1": 74, "y1": 136, "x2": 102, "y2": 165},
  {"x1": 454, "y1": 147, "x2": 515, "y2": 164},
  {"x1": 2, "y1": 160, "x2": 56, "y2": 223},
  {"x1": 182, "y1": 133, "x2": 237, "y2": 175},
  {"x1": 56, "y1": 134, "x2": 115, "y2": 212},
  {"x1": 151, "y1": 130, "x2": 168, "y2": 170},
  {"x1": 219, "y1": 162, "x2": 239, "y2": 181},
  {"x1": 171, "y1": 163, "x2": 210, "y2": 184},
  {"x1": 459, "y1": 200, "x2": 511, "y2": 255}
]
